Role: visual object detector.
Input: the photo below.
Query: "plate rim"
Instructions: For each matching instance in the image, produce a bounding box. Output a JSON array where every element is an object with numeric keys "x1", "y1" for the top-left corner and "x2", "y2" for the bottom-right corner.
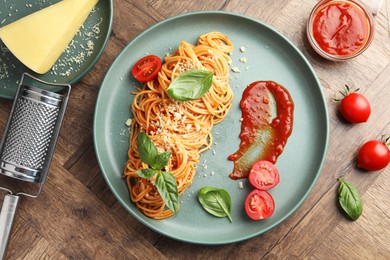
[
  {"x1": 93, "y1": 10, "x2": 329, "y2": 245},
  {"x1": 0, "y1": 0, "x2": 114, "y2": 100}
]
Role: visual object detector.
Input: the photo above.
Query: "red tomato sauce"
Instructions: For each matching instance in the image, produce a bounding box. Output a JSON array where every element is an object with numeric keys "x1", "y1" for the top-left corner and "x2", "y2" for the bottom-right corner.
[
  {"x1": 228, "y1": 81, "x2": 294, "y2": 180},
  {"x1": 311, "y1": 1, "x2": 370, "y2": 56}
]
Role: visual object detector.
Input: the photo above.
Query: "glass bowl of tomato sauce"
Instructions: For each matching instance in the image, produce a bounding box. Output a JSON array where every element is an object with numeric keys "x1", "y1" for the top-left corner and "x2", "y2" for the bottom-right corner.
[{"x1": 307, "y1": 0, "x2": 375, "y2": 61}]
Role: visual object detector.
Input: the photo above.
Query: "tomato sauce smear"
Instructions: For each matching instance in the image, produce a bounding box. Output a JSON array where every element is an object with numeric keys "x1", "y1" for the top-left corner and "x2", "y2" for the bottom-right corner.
[{"x1": 228, "y1": 81, "x2": 294, "y2": 180}]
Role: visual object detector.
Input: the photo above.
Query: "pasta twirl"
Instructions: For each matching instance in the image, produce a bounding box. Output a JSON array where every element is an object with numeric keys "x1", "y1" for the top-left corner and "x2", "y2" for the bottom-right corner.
[{"x1": 124, "y1": 32, "x2": 234, "y2": 219}]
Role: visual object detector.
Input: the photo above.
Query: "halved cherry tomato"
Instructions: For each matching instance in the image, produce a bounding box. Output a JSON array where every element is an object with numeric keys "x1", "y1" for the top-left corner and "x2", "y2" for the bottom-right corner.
[
  {"x1": 248, "y1": 160, "x2": 280, "y2": 190},
  {"x1": 244, "y1": 189, "x2": 275, "y2": 220},
  {"x1": 357, "y1": 140, "x2": 390, "y2": 171},
  {"x1": 131, "y1": 55, "x2": 162, "y2": 82}
]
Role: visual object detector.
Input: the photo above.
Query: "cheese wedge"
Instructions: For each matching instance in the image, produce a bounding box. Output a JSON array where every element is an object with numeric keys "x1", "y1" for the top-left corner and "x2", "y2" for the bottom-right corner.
[{"x1": 0, "y1": 0, "x2": 99, "y2": 74}]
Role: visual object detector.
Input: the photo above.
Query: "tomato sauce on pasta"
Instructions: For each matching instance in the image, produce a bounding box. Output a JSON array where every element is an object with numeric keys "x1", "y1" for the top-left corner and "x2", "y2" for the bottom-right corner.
[{"x1": 124, "y1": 32, "x2": 234, "y2": 219}]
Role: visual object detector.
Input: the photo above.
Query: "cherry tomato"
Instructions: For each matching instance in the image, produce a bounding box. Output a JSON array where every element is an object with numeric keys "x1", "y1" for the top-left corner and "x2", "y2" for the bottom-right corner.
[
  {"x1": 244, "y1": 189, "x2": 275, "y2": 220},
  {"x1": 357, "y1": 140, "x2": 390, "y2": 171},
  {"x1": 131, "y1": 55, "x2": 162, "y2": 82},
  {"x1": 339, "y1": 92, "x2": 371, "y2": 123},
  {"x1": 248, "y1": 160, "x2": 280, "y2": 190}
]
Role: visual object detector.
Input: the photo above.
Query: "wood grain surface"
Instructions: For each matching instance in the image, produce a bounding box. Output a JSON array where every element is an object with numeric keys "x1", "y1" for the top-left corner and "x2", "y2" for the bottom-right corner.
[{"x1": 1, "y1": 0, "x2": 389, "y2": 259}]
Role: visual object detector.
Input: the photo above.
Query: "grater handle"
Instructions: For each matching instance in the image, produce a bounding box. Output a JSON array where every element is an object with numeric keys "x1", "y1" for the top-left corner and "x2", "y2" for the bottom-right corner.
[{"x1": 0, "y1": 194, "x2": 20, "y2": 260}]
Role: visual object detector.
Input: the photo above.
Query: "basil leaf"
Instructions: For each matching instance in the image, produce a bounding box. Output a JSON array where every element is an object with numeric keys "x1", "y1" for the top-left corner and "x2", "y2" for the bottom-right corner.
[
  {"x1": 136, "y1": 168, "x2": 157, "y2": 178},
  {"x1": 153, "y1": 151, "x2": 172, "y2": 170},
  {"x1": 155, "y1": 172, "x2": 179, "y2": 213},
  {"x1": 167, "y1": 69, "x2": 214, "y2": 101},
  {"x1": 136, "y1": 133, "x2": 179, "y2": 214},
  {"x1": 137, "y1": 132, "x2": 158, "y2": 166},
  {"x1": 198, "y1": 186, "x2": 233, "y2": 222},
  {"x1": 338, "y1": 178, "x2": 363, "y2": 221}
]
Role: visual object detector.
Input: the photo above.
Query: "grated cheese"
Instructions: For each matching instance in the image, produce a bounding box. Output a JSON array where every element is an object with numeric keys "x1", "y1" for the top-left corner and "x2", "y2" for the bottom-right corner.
[
  {"x1": 125, "y1": 118, "x2": 132, "y2": 127},
  {"x1": 50, "y1": 12, "x2": 103, "y2": 77},
  {"x1": 239, "y1": 57, "x2": 247, "y2": 63},
  {"x1": 231, "y1": 67, "x2": 240, "y2": 73},
  {"x1": 0, "y1": 43, "x2": 11, "y2": 80},
  {"x1": 194, "y1": 123, "x2": 201, "y2": 132}
]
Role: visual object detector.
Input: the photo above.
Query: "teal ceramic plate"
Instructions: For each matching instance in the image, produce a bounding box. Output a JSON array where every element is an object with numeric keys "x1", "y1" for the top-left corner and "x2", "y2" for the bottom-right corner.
[
  {"x1": 0, "y1": 0, "x2": 113, "y2": 99},
  {"x1": 94, "y1": 11, "x2": 329, "y2": 244}
]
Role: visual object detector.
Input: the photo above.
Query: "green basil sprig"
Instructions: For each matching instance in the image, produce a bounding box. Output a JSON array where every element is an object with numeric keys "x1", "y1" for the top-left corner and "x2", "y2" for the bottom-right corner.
[
  {"x1": 198, "y1": 186, "x2": 233, "y2": 222},
  {"x1": 136, "y1": 132, "x2": 179, "y2": 213},
  {"x1": 337, "y1": 178, "x2": 363, "y2": 221},
  {"x1": 155, "y1": 172, "x2": 179, "y2": 213},
  {"x1": 167, "y1": 69, "x2": 214, "y2": 101},
  {"x1": 137, "y1": 132, "x2": 159, "y2": 167}
]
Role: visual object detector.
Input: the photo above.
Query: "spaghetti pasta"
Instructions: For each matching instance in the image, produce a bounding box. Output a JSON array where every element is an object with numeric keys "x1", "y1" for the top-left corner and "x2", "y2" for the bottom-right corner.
[{"x1": 124, "y1": 32, "x2": 234, "y2": 219}]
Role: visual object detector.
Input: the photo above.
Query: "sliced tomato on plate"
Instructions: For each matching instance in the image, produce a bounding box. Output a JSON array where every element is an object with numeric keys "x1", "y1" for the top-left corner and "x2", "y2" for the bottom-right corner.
[
  {"x1": 248, "y1": 160, "x2": 280, "y2": 190},
  {"x1": 244, "y1": 189, "x2": 275, "y2": 220},
  {"x1": 131, "y1": 55, "x2": 162, "y2": 82}
]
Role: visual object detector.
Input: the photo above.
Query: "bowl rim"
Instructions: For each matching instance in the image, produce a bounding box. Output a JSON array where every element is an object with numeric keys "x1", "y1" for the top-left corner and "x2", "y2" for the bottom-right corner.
[{"x1": 306, "y1": 0, "x2": 375, "y2": 61}]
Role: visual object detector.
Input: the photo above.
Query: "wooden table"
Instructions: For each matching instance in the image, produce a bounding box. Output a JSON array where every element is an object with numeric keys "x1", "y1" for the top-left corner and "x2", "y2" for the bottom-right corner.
[{"x1": 1, "y1": 0, "x2": 389, "y2": 259}]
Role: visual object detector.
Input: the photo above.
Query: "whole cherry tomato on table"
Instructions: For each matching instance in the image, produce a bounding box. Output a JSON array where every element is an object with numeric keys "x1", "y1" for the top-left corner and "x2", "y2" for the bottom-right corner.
[
  {"x1": 131, "y1": 55, "x2": 162, "y2": 82},
  {"x1": 337, "y1": 85, "x2": 371, "y2": 123},
  {"x1": 357, "y1": 138, "x2": 390, "y2": 171}
]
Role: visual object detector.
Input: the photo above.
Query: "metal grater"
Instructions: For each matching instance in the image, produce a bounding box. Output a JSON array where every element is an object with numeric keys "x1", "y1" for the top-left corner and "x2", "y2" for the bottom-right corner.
[
  {"x1": 0, "y1": 73, "x2": 71, "y2": 259},
  {"x1": 0, "y1": 86, "x2": 64, "y2": 183}
]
